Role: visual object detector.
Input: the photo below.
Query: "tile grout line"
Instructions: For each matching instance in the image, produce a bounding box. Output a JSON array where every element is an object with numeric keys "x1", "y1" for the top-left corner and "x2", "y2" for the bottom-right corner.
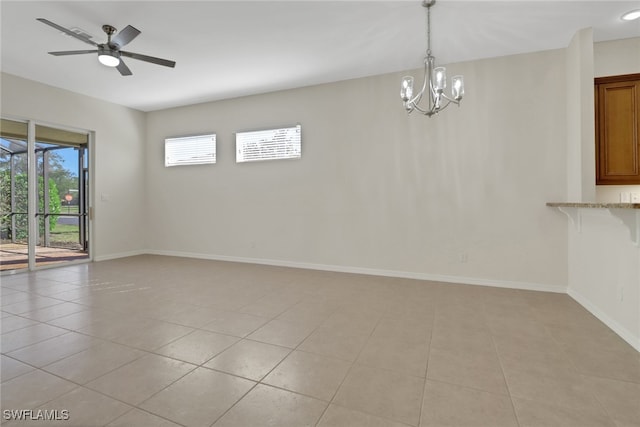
[
  {"x1": 416, "y1": 294, "x2": 438, "y2": 427},
  {"x1": 539, "y1": 309, "x2": 620, "y2": 425},
  {"x1": 483, "y1": 296, "x2": 524, "y2": 427},
  {"x1": 311, "y1": 311, "x2": 382, "y2": 427}
]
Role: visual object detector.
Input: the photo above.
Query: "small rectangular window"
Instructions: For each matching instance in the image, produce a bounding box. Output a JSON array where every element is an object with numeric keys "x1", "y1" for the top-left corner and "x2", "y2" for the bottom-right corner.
[
  {"x1": 236, "y1": 124, "x2": 301, "y2": 163},
  {"x1": 165, "y1": 134, "x2": 216, "y2": 167}
]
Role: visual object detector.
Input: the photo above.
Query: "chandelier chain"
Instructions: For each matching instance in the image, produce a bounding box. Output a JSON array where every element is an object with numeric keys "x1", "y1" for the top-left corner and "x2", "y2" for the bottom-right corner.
[{"x1": 426, "y1": 4, "x2": 432, "y2": 57}]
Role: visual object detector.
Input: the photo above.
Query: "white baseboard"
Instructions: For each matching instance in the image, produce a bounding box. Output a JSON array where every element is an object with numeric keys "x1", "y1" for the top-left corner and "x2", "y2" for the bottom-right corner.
[
  {"x1": 568, "y1": 288, "x2": 640, "y2": 352},
  {"x1": 145, "y1": 249, "x2": 567, "y2": 294},
  {"x1": 93, "y1": 249, "x2": 147, "y2": 262}
]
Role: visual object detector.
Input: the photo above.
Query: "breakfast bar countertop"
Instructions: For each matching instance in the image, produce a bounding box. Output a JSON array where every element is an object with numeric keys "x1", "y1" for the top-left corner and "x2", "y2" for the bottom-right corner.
[{"x1": 546, "y1": 202, "x2": 640, "y2": 209}]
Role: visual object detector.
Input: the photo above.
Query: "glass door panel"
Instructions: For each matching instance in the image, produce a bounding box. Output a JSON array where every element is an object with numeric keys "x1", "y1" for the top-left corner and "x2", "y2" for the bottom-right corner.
[
  {"x1": 34, "y1": 125, "x2": 89, "y2": 268},
  {"x1": 0, "y1": 119, "x2": 29, "y2": 271}
]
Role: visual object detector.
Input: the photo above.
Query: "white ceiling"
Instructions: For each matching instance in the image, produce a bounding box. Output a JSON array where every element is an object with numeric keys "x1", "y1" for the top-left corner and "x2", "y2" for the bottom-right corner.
[{"x1": 1, "y1": 1, "x2": 639, "y2": 112}]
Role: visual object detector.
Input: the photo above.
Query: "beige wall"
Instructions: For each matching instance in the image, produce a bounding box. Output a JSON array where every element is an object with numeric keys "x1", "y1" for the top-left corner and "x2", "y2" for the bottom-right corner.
[
  {"x1": 1, "y1": 72, "x2": 148, "y2": 260},
  {"x1": 145, "y1": 48, "x2": 568, "y2": 291},
  {"x1": 594, "y1": 37, "x2": 640, "y2": 77}
]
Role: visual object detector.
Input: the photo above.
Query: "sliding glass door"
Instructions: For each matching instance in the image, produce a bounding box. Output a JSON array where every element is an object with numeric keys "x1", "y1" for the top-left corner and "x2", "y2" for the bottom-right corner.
[
  {"x1": 1, "y1": 119, "x2": 90, "y2": 272},
  {"x1": 0, "y1": 120, "x2": 29, "y2": 271}
]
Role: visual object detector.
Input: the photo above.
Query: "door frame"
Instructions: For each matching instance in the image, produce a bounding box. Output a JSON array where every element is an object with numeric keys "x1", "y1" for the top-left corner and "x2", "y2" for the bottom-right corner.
[{"x1": 1, "y1": 115, "x2": 94, "y2": 273}]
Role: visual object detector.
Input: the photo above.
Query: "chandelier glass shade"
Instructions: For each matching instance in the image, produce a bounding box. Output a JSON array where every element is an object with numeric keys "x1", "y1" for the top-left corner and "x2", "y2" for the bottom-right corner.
[{"x1": 401, "y1": 0, "x2": 464, "y2": 116}]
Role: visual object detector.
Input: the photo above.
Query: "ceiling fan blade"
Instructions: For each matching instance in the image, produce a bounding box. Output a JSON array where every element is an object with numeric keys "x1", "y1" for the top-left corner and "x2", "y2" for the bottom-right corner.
[
  {"x1": 37, "y1": 18, "x2": 98, "y2": 47},
  {"x1": 111, "y1": 25, "x2": 141, "y2": 49},
  {"x1": 121, "y1": 51, "x2": 176, "y2": 68},
  {"x1": 116, "y1": 59, "x2": 132, "y2": 76},
  {"x1": 48, "y1": 50, "x2": 97, "y2": 56}
]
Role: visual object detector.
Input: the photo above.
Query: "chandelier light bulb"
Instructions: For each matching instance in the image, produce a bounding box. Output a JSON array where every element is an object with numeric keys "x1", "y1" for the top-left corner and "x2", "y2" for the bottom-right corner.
[
  {"x1": 452, "y1": 75, "x2": 464, "y2": 100},
  {"x1": 433, "y1": 67, "x2": 447, "y2": 91},
  {"x1": 401, "y1": 76, "x2": 414, "y2": 102}
]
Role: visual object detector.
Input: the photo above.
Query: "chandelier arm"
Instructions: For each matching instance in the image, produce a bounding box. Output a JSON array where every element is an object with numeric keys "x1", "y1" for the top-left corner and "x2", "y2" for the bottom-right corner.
[
  {"x1": 411, "y1": 92, "x2": 423, "y2": 108},
  {"x1": 410, "y1": 102, "x2": 430, "y2": 115},
  {"x1": 429, "y1": 85, "x2": 438, "y2": 105},
  {"x1": 429, "y1": 87, "x2": 441, "y2": 114},
  {"x1": 439, "y1": 94, "x2": 462, "y2": 105},
  {"x1": 435, "y1": 98, "x2": 459, "y2": 114},
  {"x1": 413, "y1": 103, "x2": 437, "y2": 117},
  {"x1": 413, "y1": 90, "x2": 438, "y2": 115},
  {"x1": 426, "y1": 54, "x2": 439, "y2": 112},
  {"x1": 406, "y1": 60, "x2": 430, "y2": 106},
  {"x1": 435, "y1": 101, "x2": 453, "y2": 113},
  {"x1": 408, "y1": 86, "x2": 424, "y2": 106}
]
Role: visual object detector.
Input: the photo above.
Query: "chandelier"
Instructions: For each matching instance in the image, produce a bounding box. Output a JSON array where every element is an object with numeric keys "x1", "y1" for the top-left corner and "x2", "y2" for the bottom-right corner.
[{"x1": 400, "y1": 0, "x2": 464, "y2": 116}]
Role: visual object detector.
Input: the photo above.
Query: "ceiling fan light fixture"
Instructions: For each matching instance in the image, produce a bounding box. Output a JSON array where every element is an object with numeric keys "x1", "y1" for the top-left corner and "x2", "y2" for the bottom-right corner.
[
  {"x1": 621, "y1": 9, "x2": 640, "y2": 21},
  {"x1": 98, "y1": 52, "x2": 120, "y2": 67},
  {"x1": 98, "y1": 45, "x2": 120, "y2": 67},
  {"x1": 98, "y1": 54, "x2": 120, "y2": 67}
]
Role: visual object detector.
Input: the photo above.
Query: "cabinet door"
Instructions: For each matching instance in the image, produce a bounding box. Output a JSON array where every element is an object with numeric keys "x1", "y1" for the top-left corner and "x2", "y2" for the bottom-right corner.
[{"x1": 596, "y1": 76, "x2": 640, "y2": 185}]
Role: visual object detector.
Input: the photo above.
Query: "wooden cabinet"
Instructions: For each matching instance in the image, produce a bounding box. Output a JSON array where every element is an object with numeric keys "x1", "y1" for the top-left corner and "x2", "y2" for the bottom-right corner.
[{"x1": 595, "y1": 74, "x2": 640, "y2": 185}]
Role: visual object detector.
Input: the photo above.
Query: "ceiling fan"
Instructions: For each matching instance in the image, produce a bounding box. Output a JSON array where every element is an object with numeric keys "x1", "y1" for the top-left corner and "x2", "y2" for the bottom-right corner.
[{"x1": 37, "y1": 18, "x2": 176, "y2": 76}]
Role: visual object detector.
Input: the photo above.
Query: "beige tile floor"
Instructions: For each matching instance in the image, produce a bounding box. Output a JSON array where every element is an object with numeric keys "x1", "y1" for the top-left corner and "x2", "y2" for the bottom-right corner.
[{"x1": 1, "y1": 255, "x2": 639, "y2": 427}]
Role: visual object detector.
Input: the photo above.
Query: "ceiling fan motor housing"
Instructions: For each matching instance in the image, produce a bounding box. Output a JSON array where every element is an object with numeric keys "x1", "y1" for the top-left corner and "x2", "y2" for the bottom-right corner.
[
  {"x1": 102, "y1": 25, "x2": 117, "y2": 37},
  {"x1": 98, "y1": 45, "x2": 119, "y2": 58}
]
